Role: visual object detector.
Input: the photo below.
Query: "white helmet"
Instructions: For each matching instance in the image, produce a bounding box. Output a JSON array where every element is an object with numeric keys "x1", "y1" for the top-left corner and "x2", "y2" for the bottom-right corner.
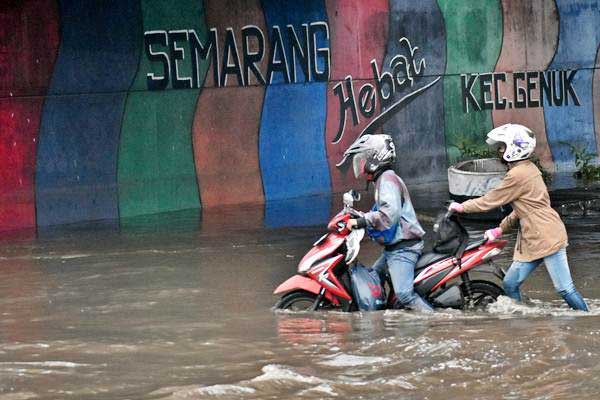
[
  {"x1": 486, "y1": 124, "x2": 536, "y2": 162},
  {"x1": 337, "y1": 134, "x2": 396, "y2": 179}
]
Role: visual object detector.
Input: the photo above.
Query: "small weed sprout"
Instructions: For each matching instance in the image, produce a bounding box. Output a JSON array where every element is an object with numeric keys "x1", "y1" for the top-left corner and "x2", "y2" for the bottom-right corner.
[{"x1": 559, "y1": 141, "x2": 600, "y2": 181}]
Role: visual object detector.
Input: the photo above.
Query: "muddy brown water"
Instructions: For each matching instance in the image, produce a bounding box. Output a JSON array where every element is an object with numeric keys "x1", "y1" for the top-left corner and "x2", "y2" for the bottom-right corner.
[{"x1": 0, "y1": 203, "x2": 599, "y2": 400}]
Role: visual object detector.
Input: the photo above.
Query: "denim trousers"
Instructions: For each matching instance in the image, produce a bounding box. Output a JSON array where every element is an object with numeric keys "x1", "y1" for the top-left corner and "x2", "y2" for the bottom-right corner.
[
  {"x1": 372, "y1": 245, "x2": 431, "y2": 310},
  {"x1": 503, "y1": 247, "x2": 588, "y2": 311}
]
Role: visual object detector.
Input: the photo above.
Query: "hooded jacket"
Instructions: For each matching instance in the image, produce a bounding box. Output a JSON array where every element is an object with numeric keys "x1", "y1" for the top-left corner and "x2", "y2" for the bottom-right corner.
[{"x1": 461, "y1": 160, "x2": 567, "y2": 262}]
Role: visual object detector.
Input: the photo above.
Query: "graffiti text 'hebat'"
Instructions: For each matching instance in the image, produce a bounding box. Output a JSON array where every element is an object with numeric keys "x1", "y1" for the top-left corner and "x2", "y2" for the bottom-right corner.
[{"x1": 331, "y1": 38, "x2": 431, "y2": 144}]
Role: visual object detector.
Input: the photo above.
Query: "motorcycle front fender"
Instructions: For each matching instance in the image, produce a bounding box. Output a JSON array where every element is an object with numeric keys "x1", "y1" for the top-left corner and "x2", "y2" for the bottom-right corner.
[
  {"x1": 274, "y1": 275, "x2": 323, "y2": 296},
  {"x1": 274, "y1": 275, "x2": 337, "y2": 303}
]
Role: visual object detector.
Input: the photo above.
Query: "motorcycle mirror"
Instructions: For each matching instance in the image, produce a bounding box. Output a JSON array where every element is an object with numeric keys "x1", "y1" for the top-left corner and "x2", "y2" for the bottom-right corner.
[{"x1": 342, "y1": 191, "x2": 354, "y2": 207}]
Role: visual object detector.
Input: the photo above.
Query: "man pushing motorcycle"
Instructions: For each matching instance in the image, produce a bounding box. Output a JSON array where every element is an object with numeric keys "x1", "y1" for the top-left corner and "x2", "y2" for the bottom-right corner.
[{"x1": 339, "y1": 134, "x2": 434, "y2": 312}]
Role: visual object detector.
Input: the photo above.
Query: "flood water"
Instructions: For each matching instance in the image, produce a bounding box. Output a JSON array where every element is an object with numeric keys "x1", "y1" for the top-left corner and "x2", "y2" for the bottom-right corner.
[{"x1": 0, "y1": 196, "x2": 599, "y2": 400}]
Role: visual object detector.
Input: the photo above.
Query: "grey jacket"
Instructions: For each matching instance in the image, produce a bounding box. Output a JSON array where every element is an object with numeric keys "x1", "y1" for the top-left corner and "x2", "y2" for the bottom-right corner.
[{"x1": 360, "y1": 170, "x2": 425, "y2": 246}]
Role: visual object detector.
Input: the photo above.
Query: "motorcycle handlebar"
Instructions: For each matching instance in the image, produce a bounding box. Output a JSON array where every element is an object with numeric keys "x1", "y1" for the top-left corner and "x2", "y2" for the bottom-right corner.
[
  {"x1": 344, "y1": 206, "x2": 363, "y2": 219},
  {"x1": 444, "y1": 200, "x2": 456, "y2": 220},
  {"x1": 334, "y1": 208, "x2": 363, "y2": 233}
]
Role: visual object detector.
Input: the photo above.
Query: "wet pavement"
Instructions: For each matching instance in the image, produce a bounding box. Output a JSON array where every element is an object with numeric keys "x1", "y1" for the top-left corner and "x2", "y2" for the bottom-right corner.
[{"x1": 0, "y1": 179, "x2": 599, "y2": 400}]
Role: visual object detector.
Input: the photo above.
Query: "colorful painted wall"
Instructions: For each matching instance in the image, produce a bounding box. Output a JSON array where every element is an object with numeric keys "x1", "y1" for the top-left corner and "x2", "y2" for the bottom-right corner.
[{"x1": 0, "y1": 0, "x2": 599, "y2": 231}]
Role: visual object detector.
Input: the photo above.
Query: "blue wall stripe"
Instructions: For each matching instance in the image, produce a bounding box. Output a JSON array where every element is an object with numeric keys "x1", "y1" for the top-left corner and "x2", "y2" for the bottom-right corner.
[
  {"x1": 544, "y1": 0, "x2": 600, "y2": 169},
  {"x1": 36, "y1": 0, "x2": 141, "y2": 226},
  {"x1": 260, "y1": 0, "x2": 332, "y2": 227}
]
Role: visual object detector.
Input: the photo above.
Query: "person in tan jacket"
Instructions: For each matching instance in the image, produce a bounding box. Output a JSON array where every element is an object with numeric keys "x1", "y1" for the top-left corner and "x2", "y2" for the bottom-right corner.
[{"x1": 449, "y1": 124, "x2": 588, "y2": 311}]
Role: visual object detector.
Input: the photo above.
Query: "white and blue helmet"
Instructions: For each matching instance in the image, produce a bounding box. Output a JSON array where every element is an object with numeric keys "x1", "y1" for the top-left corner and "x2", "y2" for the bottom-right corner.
[{"x1": 486, "y1": 124, "x2": 536, "y2": 162}]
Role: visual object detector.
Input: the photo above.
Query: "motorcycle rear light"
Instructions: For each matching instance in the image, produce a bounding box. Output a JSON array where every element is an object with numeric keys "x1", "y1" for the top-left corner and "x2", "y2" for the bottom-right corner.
[{"x1": 482, "y1": 247, "x2": 501, "y2": 260}]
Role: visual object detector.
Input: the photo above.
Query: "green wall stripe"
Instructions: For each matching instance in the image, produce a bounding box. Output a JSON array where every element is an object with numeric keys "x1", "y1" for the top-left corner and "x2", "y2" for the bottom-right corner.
[
  {"x1": 118, "y1": 0, "x2": 209, "y2": 218},
  {"x1": 438, "y1": 0, "x2": 503, "y2": 163}
]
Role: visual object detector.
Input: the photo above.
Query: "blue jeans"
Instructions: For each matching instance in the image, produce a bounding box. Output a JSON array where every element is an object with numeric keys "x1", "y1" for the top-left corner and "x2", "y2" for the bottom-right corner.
[
  {"x1": 372, "y1": 245, "x2": 433, "y2": 312},
  {"x1": 503, "y1": 248, "x2": 588, "y2": 311}
]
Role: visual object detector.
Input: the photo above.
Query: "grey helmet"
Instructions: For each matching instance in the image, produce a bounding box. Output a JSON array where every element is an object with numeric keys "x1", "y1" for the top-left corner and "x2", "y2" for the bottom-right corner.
[{"x1": 337, "y1": 134, "x2": 396, "y2": 179}]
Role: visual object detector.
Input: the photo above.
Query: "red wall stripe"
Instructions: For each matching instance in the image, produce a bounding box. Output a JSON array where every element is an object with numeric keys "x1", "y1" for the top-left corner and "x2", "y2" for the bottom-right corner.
[
  {"x1": 0, "y1": 0, "x2": 59, "y2": 231},
  {"x1": 324, "y1": 0, "x2": 389, "y2": 193},
  {"x1": 192, "y1": 0, "x2": 268, "y2": 208}
]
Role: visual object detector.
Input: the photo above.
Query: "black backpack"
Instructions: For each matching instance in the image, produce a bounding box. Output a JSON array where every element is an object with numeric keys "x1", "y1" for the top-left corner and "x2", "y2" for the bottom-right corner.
[{"x1": 432, "y1": 212, "x2": 469, "y2": 259}]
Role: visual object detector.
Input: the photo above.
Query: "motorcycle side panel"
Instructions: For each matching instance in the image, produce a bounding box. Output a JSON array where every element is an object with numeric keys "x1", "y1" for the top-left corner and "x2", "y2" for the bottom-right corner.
[
  {"x1": 415, "y1": 241, "x2": 507, "y2": 295},
  {"x1": 298, "y1": 233, "x2": 345, "y2": 272},
  {"x1": 432, "y1": 245, "x2": 502, "y2": 291},
  {"x1": 431, "y1": 284, "x2": 463, "y2": 308},
  {"x1": 414, "y1": 266, "x2": 454, "y2": 297},
  {"x1": 308, "y1": 254, "x2": 353, "y2": 301}
]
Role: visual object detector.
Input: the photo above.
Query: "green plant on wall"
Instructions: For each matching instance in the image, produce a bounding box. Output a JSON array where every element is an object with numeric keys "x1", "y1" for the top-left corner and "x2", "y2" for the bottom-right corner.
[
  {"x1": 560, "y1": 141, "x2": 600, "y2": 181},
  {"x1": 452, "y1": 134, "x2": 495, "y2": 161}
]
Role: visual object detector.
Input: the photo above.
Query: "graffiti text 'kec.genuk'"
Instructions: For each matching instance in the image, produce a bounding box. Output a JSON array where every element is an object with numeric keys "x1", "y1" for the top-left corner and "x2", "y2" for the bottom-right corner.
[{"x1": 461, "y1": 70, "x2": 581, "y2": 113}]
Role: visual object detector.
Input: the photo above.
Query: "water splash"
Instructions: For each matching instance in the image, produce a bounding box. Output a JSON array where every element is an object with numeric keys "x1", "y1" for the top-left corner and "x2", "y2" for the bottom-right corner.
[
  {"x1": 319, "y1": 353, "x2": 390, "y2": 367},
  {"x1": 487, "y1": 296, "x2": 600, "y2": 317}
]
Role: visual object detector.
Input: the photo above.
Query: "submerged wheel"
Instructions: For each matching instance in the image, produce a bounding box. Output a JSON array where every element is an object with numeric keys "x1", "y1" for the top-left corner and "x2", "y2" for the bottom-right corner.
[
  {"x1": 461, "y1": 281, "x2": 504, "y2": 310},
  {"x1": 275, "y1": 291, "x2": 330, "y2": 311}
]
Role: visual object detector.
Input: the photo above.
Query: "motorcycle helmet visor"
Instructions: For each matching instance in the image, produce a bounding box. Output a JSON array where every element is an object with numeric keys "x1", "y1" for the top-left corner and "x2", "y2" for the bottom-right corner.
[
  {"x1": 486, "y1": 137, "x2": 502, "y2": 149},
  {"x1": 352, "y1": 152, "x2": 369, "y2": 179}
]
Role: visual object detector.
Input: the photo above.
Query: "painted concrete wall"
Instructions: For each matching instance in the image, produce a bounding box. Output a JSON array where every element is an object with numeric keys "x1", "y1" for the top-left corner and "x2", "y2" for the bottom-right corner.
[{"x1": 0, "y1": 0, "x2": 599, "y2": 231}]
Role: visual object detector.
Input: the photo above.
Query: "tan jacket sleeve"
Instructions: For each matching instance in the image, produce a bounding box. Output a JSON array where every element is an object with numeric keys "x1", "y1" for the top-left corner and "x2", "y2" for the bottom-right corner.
[
  {"x1": 499, "y1": 210, "x2": 519, "y2": 232},
  {"x1": 461, "y1": 172, "x2": 523, "y2": 213}
]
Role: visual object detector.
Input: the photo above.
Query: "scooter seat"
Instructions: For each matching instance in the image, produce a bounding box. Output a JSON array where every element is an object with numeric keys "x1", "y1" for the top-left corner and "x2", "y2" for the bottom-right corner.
[{"x1": 415, "y1": 252, "x2": 449, "y2": 271}]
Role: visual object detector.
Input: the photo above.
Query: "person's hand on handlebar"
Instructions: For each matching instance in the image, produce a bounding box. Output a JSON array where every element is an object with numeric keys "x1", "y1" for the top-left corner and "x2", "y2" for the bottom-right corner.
[
  {"x1": 346, "y1": 217, "x2": 367, "y2": 230},
  {"x1": 484, "y1": 227, "x2": 503, "y2": 241},
  {"x1": 448, "y1": 201, "x2": 464, "y2": 214},
  {"x1": 346, "y1": 219, "x2": 358, "y2": 230}
]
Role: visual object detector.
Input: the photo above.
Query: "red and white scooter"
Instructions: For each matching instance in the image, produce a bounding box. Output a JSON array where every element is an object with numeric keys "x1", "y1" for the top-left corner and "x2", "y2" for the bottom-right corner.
[{"x1": 274, "y1": 190, "x2": 507, "y2": 311}]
